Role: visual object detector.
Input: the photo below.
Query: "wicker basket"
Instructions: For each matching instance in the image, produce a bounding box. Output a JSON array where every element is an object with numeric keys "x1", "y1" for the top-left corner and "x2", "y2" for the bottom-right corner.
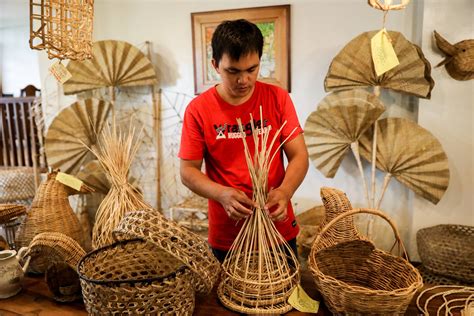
[
  {"x1": 417, "y1": 224, "x2": 474, "y2": 282},
  {"x1": 296, "y1": 205, "x2": 325, "y2": 257},
  {"x1": 78, "y1": 239, "x2": 195, "y2": 315},
  {"x1": 0, "y1": 204, "x2": 27, "y2": 224},
  {"x1": 0, "y1": 167, "x2": 36, "y2": 203},
  {"x1": 309, "y1": 208, "x2": 423, "y2": 315}
]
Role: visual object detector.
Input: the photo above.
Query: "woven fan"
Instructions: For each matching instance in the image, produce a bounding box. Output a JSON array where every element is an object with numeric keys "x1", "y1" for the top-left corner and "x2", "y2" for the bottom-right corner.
[
  {"x1": 368, "y1": 0, "x2": 410, "y2": 11},
  {"x1": 45, "y1": 98, "x2": 111, "y2": 175},
  {"x1": 325, "y1": 30, "x2": 435, "y2": 99},
  {"x1": 359, "y1": 117, "x2": 450, "y2": 206},
  {"x1": 63, "y1": 40, "x2": 158, "y2": 95},
  {"x1": 76, "y1": 160, "x2": 110, "y2": 194}
]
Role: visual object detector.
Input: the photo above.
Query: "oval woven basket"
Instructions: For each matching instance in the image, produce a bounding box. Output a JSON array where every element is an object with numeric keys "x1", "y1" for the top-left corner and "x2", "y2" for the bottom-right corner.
[
  {"x1": 309, "y1": 208, "x2": 423, "y2": 315},
  {"x1": 417, "y1": 224, "x2": 474, "y2": 282},
  {"x1": 77, "y1": 238, "x2": 195, "y2": 315}
]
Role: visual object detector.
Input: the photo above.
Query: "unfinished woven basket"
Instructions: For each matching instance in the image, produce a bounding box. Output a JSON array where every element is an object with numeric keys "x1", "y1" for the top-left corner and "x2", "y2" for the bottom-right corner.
[
  {"x1": 309, "y1": 208, "x2": 423, "y2": 315},
  {"x1": 417, "y1": 224, "x2": 474, "y2": 282},
  {"x1": 0, "y1": 204, "x2": 27, "y2": 224},
  {"x1": 113, "y1": 209, "x2": 220, "y2": 295},
  {"x1": 15, "y1": 171, "x2": 93, "y2": 272},
  {"x1": 77, "y1": 238, "x2": 195, "y2": 315}
]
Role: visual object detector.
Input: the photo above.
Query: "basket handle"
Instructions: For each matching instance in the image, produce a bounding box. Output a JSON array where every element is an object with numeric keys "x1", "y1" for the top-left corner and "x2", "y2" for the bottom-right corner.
[{"x1": 313, "y1": 208, "x2": 409, "y2": 260}]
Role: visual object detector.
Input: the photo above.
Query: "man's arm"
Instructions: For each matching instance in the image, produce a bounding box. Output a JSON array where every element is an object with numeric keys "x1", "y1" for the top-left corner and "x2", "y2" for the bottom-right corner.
[
  {"x1": 180, "y1": 159, "x2": 255, "y2": 221},
  {"x1": 264, "y1": 133, "x2": 309, "y2": 221}
]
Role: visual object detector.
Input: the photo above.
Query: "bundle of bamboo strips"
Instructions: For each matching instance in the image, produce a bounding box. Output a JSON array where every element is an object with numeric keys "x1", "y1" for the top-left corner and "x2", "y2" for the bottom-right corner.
[
  {"x1": 218, "y1": 107, "x2": 300, "y2": 314},
  {"x1": 85, "y1": 123, "x2": 150, "y2": 249}
]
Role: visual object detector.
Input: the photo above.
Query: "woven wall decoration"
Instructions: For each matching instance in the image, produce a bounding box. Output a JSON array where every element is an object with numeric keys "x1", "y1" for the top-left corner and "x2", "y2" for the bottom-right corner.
[
  {"x1": 434, "y1": 31, "x2": 474, "y2": 81},
  {"x1": 359, "y1": 117, "x2": 450, "y2": 205},
  {"x1": 368, "y1": 0, "x2": 410, "y2": 11},
  {"x1": 45, "y1": 98, "x2": 111, "y2": 175},
  {"x1": 325, "y1": 30, "x2": 435, "y2": 98},
  {"x1": 63, "y1": 40, "x2": 158, "y2": 95},
  {"x1": 29, "y1": 0, "x2": 94, "y2": 60}
]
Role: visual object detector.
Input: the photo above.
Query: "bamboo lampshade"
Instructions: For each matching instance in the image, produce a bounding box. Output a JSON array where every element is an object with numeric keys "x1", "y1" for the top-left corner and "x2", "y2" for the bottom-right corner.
[{"x1": 29, "y1": 0, "x2": 94, "y2": 60}]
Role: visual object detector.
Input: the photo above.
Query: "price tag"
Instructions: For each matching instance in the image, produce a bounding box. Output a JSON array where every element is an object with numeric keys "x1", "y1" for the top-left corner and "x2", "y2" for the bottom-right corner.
[
  {"x1": 288, "y1": 284, "x2": 320, "y2": 313},
  {"x1": 371, "y1": 28, "x2": 400, "y2": 76},
  {"x1": 49, "y1": 61, "x2": 72, "y2": 84},
  {"x1": 56, "y1": 172, "x2": 83, "y2": 191}
]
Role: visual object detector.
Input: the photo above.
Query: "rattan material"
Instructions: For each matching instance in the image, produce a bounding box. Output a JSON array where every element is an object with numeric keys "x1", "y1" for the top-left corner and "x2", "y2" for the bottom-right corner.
[
  {"x1": 15, "y1": 171, "x2": 93, "y2": 272},
  {"x1": 418, "y1": 264, "x2": 473, "y2": 286},
  {"x1": 0, "y1": 204, "x2": 26, "y2": 224},
  {"x1": 368, "y1": 0, "x2": 410, "y2": 11},
  {"x1": 29, "y1": 0, "x2": 94, "y2": 60},
  {"x1": 296, "y1": 205, "x2": 325, "y2": 255},
  {"x1": 309, "y1": 206, "x2": 423, "y2": 315},
  {"x1": 0, "y1": 167, "x2": 36, "y2": 203},
  {"x1": 113, "y1": 209, "x2": 220, "y2": 294},
  {"x1": 325, "y1": 30, "x2": 434, "y2": 99},
  {"x1": 77, "y1": 239, "x2": 195, "y2": 315},
  {"x1": 434, "y1": 31, "x2": 474, "y2": 81},
  {"x1": 416, "y1": 285, "x2": 474, "y2": 315},
  {"x1": 417, "y1": 225, "x2": 474, "y2": 282},
  {"x1": 46, "y1": 262, "x2": 82, "y2": 302}
]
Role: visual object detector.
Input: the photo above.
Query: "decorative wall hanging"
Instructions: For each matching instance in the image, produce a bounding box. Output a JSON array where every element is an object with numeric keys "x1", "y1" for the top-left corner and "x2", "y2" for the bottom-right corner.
[
  {"x1": 45, "y1": 98, "x2": 111, "y2": 175},
  {"x1": 368, "y1": 0, "x2": 411, "y2": 11},
  {"x1": 324, "y1": 30, "x2": 434, "y2": 98},
  {"x1": 29, "y1": 0, "x2": 94, "y2": 60},
  {"x1": 434, "y1": 31, "x2": 474, "y2": 81},
  {"x1": 191, "y1": 5, "x2": 290, "y2": 94},
  {"x1": 359, "y1": 117, "x2": 450, "y2": 206}
]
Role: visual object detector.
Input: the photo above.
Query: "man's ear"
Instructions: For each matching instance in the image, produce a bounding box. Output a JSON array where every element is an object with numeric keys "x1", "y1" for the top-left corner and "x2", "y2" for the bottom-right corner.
[{"x1": 211, "y1": 58, "x2": 220, "y2": 73}]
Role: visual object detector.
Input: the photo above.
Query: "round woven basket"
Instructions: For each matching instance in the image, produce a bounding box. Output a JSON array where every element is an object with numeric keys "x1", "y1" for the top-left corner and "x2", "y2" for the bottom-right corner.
[
  {"x1": 0, "y1": 204, "x2": 26, "y2": 224},
  {"x1": 417, "y1": 224, "x2": 474, "y2": 282},
  {"x1": 309, "y1": 208, "x2": 423, "y2": 315},
  {"x1": 77, "y1": 238, "x2": 195, "y2": 315}
]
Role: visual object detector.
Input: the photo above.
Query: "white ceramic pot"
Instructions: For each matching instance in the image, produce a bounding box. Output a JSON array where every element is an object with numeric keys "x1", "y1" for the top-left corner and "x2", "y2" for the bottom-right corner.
[{"x1": 0, "y1": 247, "x2": 30, "y2": 299}]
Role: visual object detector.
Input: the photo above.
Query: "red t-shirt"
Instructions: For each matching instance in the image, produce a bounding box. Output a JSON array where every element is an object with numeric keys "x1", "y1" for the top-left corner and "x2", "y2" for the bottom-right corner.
[{"x1": 179, "y1": 81, "x2": 302, "y2": 250}]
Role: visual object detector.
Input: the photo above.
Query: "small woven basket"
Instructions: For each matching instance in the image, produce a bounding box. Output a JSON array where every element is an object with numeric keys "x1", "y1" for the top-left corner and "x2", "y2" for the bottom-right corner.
[
  {"x1": 0, "y1": 204, "x2": 26, "y2": 224},
  {"x1": 417, "y1": 224, "x2": 474, "y2": 282},
  {"x1": 77, "y1": 239, "x2": 195, "y2": 315},
  {"x1": 309, "y1": 208, "x2": 423, "y2": 315}
]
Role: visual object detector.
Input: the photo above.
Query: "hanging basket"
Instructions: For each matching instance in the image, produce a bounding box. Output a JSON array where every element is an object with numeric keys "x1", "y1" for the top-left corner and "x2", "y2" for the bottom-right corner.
[
  {"x1": 417, "y1": 224, "x2": 474, "y2": 282},
  {"x1": 309, "y1": 208, "x2": 423, "y2": 315}
]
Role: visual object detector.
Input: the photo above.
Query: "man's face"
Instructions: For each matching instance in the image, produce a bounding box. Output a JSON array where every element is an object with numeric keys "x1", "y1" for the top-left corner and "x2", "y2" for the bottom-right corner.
[{"x1": 212, "y1": 51, "x2": 260, "y2": 100}]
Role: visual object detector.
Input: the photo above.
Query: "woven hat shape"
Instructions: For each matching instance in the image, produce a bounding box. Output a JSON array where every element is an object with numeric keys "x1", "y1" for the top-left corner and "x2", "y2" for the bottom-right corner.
[
  {"x1": 359, "y1": 117, "x2": 450, "y2": 204},
  {"x1": 304, "y1": 89, "x2": 385, "y2": 178},
  {"x1": 325, "y1": 30, "x2": 434, "y2": 98},
  {"x1": 434, "y1": 31, "x2": 474, "y2": 81},
  {"x1": 63, "y1": 40, "x2": 157, "y2": 95},
  {"x1": 45, "y1": 98, "x2": 111, "y2": 175}
]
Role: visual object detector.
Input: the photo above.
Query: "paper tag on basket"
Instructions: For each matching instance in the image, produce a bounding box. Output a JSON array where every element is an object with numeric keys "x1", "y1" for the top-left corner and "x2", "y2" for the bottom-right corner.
[
  {"x1": 288, "y1": 284, "x2": 320, "y2": 313},
  {"x1": 371, "y1": 28, "x2": 400, "y2": 76},
  {"x1": 56, "y1": 172, "x2": 83, "y2": 191},
  {"x1": 49, "y1": 61, "x2": 72, "y2": 84}
]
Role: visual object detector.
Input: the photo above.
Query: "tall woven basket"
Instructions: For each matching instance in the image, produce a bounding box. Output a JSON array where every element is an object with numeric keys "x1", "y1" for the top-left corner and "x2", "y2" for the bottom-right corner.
[{"x1": 309, "y1": 208, "x2": 423, "y2": 315}]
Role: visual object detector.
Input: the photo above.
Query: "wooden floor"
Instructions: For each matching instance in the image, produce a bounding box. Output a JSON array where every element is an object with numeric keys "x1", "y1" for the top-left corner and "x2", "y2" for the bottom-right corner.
[{"x1": 0, "y1": 267, "x2": 449, "y2": 315}]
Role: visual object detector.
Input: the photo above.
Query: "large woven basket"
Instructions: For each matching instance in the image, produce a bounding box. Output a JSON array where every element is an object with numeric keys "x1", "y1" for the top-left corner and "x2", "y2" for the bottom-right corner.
[
  {"x1": 309, "y1": 208, "x2": 423, "y2": 315},
  {"x1": 78, "y1": 238, "x2": 195, "y2": 315},
  {"x1": 0, "y1": 167, "x2": 36, "y2": 203},
  {"x1": 417, "y1": 224, "x2": 474, "y2": 282}
]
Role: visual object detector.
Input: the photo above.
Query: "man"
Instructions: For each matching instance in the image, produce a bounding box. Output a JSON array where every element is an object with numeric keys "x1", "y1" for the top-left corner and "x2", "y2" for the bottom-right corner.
[{"x1": 179, "y1": 19, "x2": 308, "y2": 262}]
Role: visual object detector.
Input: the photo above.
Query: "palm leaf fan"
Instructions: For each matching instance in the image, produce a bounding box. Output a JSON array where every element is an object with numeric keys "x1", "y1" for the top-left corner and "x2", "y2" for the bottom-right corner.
[
  {"x1": 45, "y1": 98, "x2": 111, "y2": 175},
  {"x1": 359, "y1": 117, "x2": 450, "y2": 206},
  {"x1": 63, "y1": 40, "x2": 158, "y2": 95},
  {"x1": 304, "y1": 89, "x2": 385, "y2": 178},
  {"x1": 324, "y1": 30, "x2": 435, "y2": 99}
]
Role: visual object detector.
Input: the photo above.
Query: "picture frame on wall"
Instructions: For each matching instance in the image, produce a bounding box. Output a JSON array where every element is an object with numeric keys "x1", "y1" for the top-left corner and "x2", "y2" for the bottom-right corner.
[{"x1": 191, "y1": 5, "x2": 291, "y2": 95}]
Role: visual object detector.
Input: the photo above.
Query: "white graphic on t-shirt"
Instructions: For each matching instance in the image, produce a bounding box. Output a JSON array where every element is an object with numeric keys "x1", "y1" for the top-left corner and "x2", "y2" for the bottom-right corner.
[{"x1": 215, "y1": 124, "x2": 227, "y2": 139}]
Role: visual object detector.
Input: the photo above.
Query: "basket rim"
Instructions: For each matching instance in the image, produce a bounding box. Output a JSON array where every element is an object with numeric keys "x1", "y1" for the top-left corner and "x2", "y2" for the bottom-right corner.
[{"x1": 77, "y1": 238, "x2": 188, "y2": 285}]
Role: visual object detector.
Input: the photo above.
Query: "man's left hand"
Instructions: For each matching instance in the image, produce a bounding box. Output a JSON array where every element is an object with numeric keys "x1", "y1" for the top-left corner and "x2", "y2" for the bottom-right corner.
[{"x1": 265, "y1": 187, "x2": 290, "y2": 222}]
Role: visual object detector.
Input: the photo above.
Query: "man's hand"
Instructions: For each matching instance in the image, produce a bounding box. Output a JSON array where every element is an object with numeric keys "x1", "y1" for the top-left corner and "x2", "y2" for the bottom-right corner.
[
  {"x1": 265, "y1": 187, "x2": 290, "y2": 222},
  {"x1": 217, "y1": 187, "x2": 255, "y2": 221}
]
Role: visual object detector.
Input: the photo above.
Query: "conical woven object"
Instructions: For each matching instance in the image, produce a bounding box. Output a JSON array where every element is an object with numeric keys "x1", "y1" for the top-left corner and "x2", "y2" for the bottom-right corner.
[
  {"x1": 325, "y1": 30, "x2": 434, "y2": 99},
  {"x1": 63, "y1": 40, "x2": 158, "y2": 95},
  {"x1": 434, "y1": 31, "x2": 474, "y2": 81},
  {"x1": 359, "y1": 117, "x2": 450, "y2": 204},
  {"x1": 304, "y1": 89, "x2": 385, "y2": 178},
  {"x1": 45, "y1": 98, "x2": 111, "y2": 175},
  {"x1": 16, "y1": 171, "x2": 93, "y2": 272}
]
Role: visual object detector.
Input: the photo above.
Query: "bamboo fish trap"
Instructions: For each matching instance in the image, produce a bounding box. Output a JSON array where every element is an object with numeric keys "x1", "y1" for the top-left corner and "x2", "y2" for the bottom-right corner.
[{"x1": 218, "y1": 108, "x2": 300, "y2": 314}]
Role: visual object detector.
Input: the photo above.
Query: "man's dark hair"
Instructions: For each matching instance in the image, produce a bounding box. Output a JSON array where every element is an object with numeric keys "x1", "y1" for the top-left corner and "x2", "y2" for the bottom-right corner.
[{"x1": 211, "y1": 19, "x2": 263, "y2": 66}]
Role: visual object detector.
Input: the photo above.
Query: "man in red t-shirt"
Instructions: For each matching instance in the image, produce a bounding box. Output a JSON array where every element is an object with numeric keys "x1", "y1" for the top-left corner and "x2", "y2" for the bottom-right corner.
[{"x1": 179, "y1": 19, "x2": 309, "y2": 262}]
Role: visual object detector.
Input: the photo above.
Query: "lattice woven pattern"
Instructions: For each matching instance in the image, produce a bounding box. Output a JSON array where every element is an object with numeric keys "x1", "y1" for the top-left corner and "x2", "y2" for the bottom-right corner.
[
  {"x1": 0, "y1": 167, "x2": 36, "y2": 203},
  {"x1": 113, "y1": 209, "x2": 220, "y2": 295},
  {"x1": 78, "y1": 239, "x2": 195, "y2": 315},
  {"x1": 29, "y1": 0, "x2": 94, "y2": 60},
  {"x1": 0, "y1": 204, "x2": 26, "y2": 224}
]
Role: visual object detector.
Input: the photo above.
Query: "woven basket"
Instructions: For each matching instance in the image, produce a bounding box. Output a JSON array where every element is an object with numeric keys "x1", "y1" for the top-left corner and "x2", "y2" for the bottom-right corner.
[
  {"x1": 0, "y1": 167, "x2": 36, "y2": 203},
  {"x1": 309, "y1": 208, "x2": 423, "y2": 315},
  {"x1": 113, "y1": 209, "x2": 221, "y2": 295},
  {"x1": 417, "y1": 224, "x2": 474, "y2": 282},
  {"x1": 0, "y1": 204, "x2": 26, "y2": 224},
  {"x1": 78, "y1": 239, "x2": 195, "y2": 315},
  {"x1": 296, "y1": 205, "x2": 325, "y2": 257}
]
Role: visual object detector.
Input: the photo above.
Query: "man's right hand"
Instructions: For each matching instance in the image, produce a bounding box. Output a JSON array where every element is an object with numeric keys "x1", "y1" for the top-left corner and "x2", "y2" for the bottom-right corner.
[{"x1": 217, "y1": 187, "x2": 255, "y2": 221}]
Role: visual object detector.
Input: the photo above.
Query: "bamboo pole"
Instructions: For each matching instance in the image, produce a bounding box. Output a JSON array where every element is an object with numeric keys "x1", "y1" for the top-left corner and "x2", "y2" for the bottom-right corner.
[
  {"x1": 351, "y1": 142, "x2": 371, "y2": 208},
  {"x1": 376, "y1": 173, "x2": 392, "y2": 210},
  {"x1": 109, "y1": 86, "x2": 116, "y2": 123}
]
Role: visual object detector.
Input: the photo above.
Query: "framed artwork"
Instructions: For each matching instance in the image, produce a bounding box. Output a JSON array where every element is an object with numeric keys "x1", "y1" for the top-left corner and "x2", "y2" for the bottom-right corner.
[{"x1": 191, "y1": 5, "x2": 291, "y2": 94}]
